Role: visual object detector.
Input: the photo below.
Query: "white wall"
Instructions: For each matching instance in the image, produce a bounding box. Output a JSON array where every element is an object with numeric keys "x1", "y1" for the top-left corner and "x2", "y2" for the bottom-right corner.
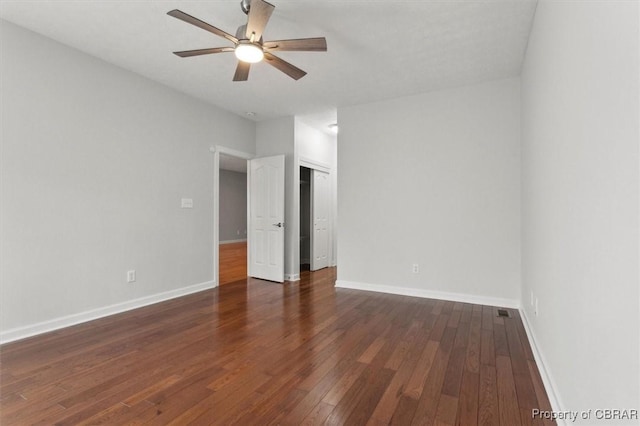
[
  {"x1": 219, "y1": 170, "x2": 247, "y2": 242},
  {"x1": 337, "y1": 78, "x2": 521, "y2": 306},
  {"x1": 297, "y1": 120, "x2": 336, "y2": 166},
  {"x1": 0, "y1": 21, "x2": 256, "y2": 341},
  {"x1": 256, "y1": 116, "x2": 297, "y2": 279},
  {"x1": 521, "y1": 1, "x2": 639, "y2": 422}
]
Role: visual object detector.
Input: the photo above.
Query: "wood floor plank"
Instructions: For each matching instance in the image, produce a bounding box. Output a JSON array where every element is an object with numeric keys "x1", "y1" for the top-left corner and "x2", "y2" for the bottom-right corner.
[
  {"x1": 493, "y1": 323, "x2": 510, "y2": 357},
  {"x1": 0, "y1": 267, "x2": 555, "y2": 425},
  {"x1": 300, "y1": 401, "x2": 335, "y2": 426},
  {"x1": 480, "y1": 328, "x2": 496, "y2": 367},
  {"x1": 384, "y1": 320, "x2": 423, "y2": 370},
  {"x1": 219, "y1": 241, "x2": 247, "y2": 285},
  {"x1": 466, "y1": 309, "x2": 482, "y2": 374},
  {"x1": 478, "y1": 364, "x2": 499, "y2": 426},
  {"x1": 435, "y1": 394, "x2": 459, "y2": 425},
  {"x1": 404, "y1": 340, "x2": 439, "y2": 400},
  {"x1": 2, "y1": 400, "x2": 67, "y2": 425},
  {"x1": 496, "y1": 355, "x2": 521, "y2": 426},
  {"x1": 389, "y1": 394, "x2": 420, "y2": 425},
  {"x1": 481, "y1": 305, "x2": 495, "y2": 331},
  {"x1": 441, "y1": 314, "x2": 471, "y2": 397},
  {"x1": 142, "y1": 381, "x2": 214, "y2": 424},
  {"x1": 369, "y1": 325, "x2": 432, "y2": 424},
  {"x1": 322, "y1": 362, "x2": 369, "y2": 406},
  {"x1": 343, "y1": 367, "x2": 396, "y2": 425},
  {"x1": 261, "y1": 388, "x2": 309, "y2": 425},
  {"x1": 410, "y1": 326, "x2": 456, "y2": 425},
  {"x1": 358, "y1": 335, "x2": 387, "y2": 364},
  {"x1": 457, "y1": 370, "x2": 479, "y2": 426}
]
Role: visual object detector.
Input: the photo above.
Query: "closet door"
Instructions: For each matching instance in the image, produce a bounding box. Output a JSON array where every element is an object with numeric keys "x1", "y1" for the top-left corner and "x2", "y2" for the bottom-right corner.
[{"x1": 311, "y1": 170, "x2": 330, "y2": 271}]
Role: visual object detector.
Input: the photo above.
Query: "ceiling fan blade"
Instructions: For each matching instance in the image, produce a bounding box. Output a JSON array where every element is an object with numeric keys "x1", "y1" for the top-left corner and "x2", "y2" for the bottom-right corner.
[
  {"x1": 233, "y1": 61, "x2": 251, "y2": 81},
  {"x1": 168, "y1": 10, "x2": 238, "y2": 44},
  {"x1": 263, "y1": 52, "x2": 307, "y2": 80},
  {"x1": 263, "y1": 37, "x2": 327, "y2": 52},
  {"x1": 173, "y1": 47, "x2": 234, "y2": 58},
  {"x1": 245, "y1": 0, "x2": 275, "y2": 41}
]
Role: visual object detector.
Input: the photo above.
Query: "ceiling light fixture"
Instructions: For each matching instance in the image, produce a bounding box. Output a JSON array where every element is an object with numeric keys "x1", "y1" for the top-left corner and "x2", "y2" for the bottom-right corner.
[
  {"x1": 235, "y1": 41, "x2": 264, "y2": 63},
  {"x1": 167, "y1": 3, "x2": 327, "y2": 81}
]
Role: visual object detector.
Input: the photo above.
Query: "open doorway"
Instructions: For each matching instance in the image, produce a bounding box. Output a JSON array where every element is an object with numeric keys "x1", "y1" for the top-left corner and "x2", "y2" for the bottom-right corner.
[
  {"x1": 215, "y1": 150, "x2": 251, "y2": 286},
  {"x1": 213, "y1": 147, "x2": 286, "y2": 286},
  {"x1": 300, "y1": 165, "x2": 330, "y2": 272},
  {"x1": 300, "y1": 167, "x2": 311, "y2": 272}
]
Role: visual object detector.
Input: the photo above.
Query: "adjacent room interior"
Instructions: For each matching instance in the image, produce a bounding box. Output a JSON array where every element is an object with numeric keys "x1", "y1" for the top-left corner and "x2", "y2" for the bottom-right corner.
[
  {"x1": 1, "y1": 1, "x2": 638, "y2": 425},
  {"x1": 218, "y1": 153, "x2": 248, "y2": 285}
]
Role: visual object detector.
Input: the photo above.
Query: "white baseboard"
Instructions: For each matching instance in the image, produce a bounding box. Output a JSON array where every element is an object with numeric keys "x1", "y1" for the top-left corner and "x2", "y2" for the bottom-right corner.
[
  {"x1": 220, "y1": 239, "x2": 247, "y2": 244},
  {"x1": 519, "y1": 308, "x2": 566, "y2": 426},
  {"x1": 0, "y1": 280, "x2": 216, "y2": 344},
  {"x1": 335, "y1": 280, "x2": 520, "y2": 309},
  {"x1": 285, "y1": 273, "x2": 300, "y2": 282}
]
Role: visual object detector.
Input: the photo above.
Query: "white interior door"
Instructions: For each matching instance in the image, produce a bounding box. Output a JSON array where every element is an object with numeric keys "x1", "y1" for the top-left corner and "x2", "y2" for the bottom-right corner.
[
  {"x1": 311, "y1": 170, "x2": 330, "y2": 271},
  {"x1": 248, "y1": 155, "x2": 285, "y2": 282}
]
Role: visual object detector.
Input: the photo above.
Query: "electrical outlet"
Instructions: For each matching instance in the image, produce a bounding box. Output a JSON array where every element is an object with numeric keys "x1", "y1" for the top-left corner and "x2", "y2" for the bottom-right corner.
[
  {"x1": 127, "y1": 270, "x2": 136, "y2": 283},
  {"x1": 534, "y1": 297, "x2": 539, "y2": 316},
  {"x1": 412, "y1": 264, "x2": 419, "y2": 274}
]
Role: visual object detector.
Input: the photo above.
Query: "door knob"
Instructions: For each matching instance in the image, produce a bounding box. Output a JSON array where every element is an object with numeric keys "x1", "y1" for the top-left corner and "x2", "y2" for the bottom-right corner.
[{"x1": 272, "y1": 222, "x2": 284, "y2": 228}]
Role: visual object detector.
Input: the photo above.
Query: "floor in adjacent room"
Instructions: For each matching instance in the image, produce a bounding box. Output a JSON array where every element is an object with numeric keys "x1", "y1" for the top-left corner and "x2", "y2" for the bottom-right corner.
[
  {"x1": 219, "y1": 241, "x2": 247, "y2": 285},
  {"x1": 0, "y1": 268, "x2": 554, "y2": 425}
]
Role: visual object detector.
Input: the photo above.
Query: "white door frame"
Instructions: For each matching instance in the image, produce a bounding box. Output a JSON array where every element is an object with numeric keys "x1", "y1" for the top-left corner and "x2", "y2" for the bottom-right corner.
[{"x1": 211, "y1": 145, "x2": 254, "y2": 287}]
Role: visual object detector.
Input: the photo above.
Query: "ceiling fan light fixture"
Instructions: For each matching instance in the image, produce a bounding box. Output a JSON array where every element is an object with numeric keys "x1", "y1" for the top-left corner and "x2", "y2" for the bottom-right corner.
[
  {"x1": 235, "y1": 41, "x2": 264, "y2": 63},
  {"x1": 168, "y1": 1, "x2": 327, "y2": 81}
]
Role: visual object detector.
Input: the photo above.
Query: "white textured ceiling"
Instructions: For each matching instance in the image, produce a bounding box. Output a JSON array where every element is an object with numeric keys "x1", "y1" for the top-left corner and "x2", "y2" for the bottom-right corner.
[{"x1": 0, "y1": 0, "x2": 537, "y2": 128}]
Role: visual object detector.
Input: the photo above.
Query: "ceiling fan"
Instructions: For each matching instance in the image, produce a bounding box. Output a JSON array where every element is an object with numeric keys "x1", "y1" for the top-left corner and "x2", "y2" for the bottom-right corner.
[{"x1": 167, "y1": 0, "x2": 327, "y2": 81}]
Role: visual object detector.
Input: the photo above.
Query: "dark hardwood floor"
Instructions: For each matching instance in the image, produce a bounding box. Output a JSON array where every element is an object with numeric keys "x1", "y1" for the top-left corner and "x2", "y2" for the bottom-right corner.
[{"x1": 0, "y1": 268, "x2": 554, "y2": 425}]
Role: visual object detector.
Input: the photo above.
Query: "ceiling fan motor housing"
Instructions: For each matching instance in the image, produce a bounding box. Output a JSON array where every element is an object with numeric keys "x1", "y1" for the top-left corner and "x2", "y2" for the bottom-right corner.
[
  {"x1": 235, "y1": 24, "x2": 262, "y2": 43},
  {"x1": 241, "y1": 0, "x2": 251, "y2": 15}
]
